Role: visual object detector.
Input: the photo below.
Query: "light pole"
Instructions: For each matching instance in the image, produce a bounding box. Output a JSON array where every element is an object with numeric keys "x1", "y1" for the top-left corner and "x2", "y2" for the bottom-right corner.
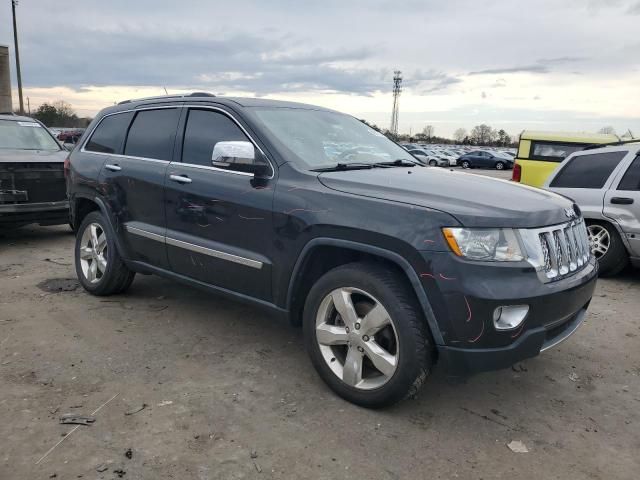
[{"x1": 11, "y1": 0, "x2": 24, "y2": 114}]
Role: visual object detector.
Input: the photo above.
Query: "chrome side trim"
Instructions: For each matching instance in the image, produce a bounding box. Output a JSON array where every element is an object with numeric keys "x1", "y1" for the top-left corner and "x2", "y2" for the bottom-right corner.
[
  {"x1": 540, "y1": 310, "x2": 586, "y2": 352},
  {"x1": 165, "y1": 237, "x2": 263, "y2": 269},
  {"x1": 173, "y1": 161, "x2": 253, "y2": 177},
  {"x1": 125, "y1": 225, "x2": 165, "y2": 242},
  {"x1": 125, "y1": 224, "x2": 263, "y2": 269}
]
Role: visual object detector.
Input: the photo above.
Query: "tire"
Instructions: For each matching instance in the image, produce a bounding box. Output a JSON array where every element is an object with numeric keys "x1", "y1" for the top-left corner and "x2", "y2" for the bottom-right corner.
[
  {"x1": 587, "y1": 221, "x2": 628, "y2": 276},
  {"x1": 461, "y1": 160, "x2": 471, "y2": 169},
  {"x1": 428, "y1": 160, "x2": 438, "y2": 166},
  {"x1": 495, "y1": 161, "x2": 505, "y2": 170},
  {"x1": 74, "y1": 211, "x2": 135, "y2": 295},
  {"x1": 303, "y1": 262, "x2": 433, "y2": 408}
]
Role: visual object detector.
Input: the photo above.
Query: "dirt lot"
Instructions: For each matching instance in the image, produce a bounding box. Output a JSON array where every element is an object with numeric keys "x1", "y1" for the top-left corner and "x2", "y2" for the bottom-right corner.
[{"x1": 1, "y1": 197, "x2": 639, "y2": 479}]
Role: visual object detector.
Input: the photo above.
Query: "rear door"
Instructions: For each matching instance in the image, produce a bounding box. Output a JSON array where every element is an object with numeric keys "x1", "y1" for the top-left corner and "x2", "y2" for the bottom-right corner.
[
  {"x1": 164, "y1": 106, "x2": 275, "y2": 301},
  {"x1": 95, "y1": 106, "x2": 182, "y2": 268},
  {"x1": 604, "y1": 153, "x2": 640, "y2": 257}
]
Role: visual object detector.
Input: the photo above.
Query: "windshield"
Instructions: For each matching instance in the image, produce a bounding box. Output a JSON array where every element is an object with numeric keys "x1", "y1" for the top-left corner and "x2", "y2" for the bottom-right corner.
[
  {"x1": 251, "y1": 108, "x2": 415, "y2": 169},
  {"x1": 0, "y1": 120, "x2": 61, "y2": 151}
]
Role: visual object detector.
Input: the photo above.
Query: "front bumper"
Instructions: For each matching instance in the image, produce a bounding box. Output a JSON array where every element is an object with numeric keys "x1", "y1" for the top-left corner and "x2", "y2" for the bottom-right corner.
[
  {"x1": 419, "y1": 251, "x2": 598, "y2": 375},
  {"x1": 0, "y1": 200, "x2": 69, "y2": 226}
]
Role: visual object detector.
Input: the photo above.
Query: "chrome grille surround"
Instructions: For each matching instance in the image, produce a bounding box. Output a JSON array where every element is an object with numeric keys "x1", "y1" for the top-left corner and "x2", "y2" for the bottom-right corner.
[{"x1": 519, "y1": 218, "x2": 592, "y2": 283}]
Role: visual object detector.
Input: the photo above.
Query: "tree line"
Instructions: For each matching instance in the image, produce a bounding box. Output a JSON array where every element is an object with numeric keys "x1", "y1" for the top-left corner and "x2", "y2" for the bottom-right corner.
[{"x1": 21, "y1": 101, "x2": 93, "y2": 128}]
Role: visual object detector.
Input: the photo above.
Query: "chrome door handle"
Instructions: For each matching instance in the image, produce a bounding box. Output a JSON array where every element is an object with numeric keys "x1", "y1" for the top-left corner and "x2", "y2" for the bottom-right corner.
[
  {"x1": 104, "y1": 164, "x2": 121, "y2": 172},
  {"x1": 169, "y1": 174, "x2": 192, "y2": 184}
]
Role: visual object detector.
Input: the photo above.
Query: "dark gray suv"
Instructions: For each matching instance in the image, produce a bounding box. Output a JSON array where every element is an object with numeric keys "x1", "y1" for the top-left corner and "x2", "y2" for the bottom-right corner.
[{"x1": 66, "y1": 94, "x2": 597, "y2": 407}]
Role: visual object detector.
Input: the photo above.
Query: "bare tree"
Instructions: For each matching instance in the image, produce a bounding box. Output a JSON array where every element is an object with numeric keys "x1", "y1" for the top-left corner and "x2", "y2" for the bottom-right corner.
[
  {"x1": 470, "y1": 124, "x2": 496, "y2": 145},
  {"x1": 422, "y1": 125, "x2": 435, "y2": 139},
  {"x1": 453, "y1": 128, "x2": 467, "y2": 143},
  {"x1": 598, "y1": 126, "x2": 616, "y2": 135}
]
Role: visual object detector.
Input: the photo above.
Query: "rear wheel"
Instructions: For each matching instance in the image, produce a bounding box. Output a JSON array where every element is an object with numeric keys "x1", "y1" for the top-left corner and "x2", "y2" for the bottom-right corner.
[
  {"x1": 303, "y1": 262, "x2": 433, "y2": 408},
  {"x1": 461, "y1": 160, "x2": 471, "y2": 169},
  {"x1": 75, "y1": 211, "x2": 135, "y2": 295},
  {"x1": 428, "y1": 160, "x2": 438, "y2": 166},
  {"x1": 587, "y1": 221, "x2": 628, "y2": 276}
]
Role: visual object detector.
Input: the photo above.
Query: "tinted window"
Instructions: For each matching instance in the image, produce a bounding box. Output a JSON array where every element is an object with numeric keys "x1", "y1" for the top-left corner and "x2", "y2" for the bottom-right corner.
[
  {"x1": 182, "y1": 109, "x2": 255, "y2": 169},
  {"x1": 618, "y1": 155, "x2": 640, "y2": 191},
  {"x1": 530, "y1": 141, "x2": 587, "y2": 162},
  {"x1": 124, "y1": 109, "x2": 180, "y2": 160},
  {"x1": 550, "y1": 151, "x2": 627, "y2": 189},
  {"x1": 85, "y1": 112, "x2": 133, "y2": 154}
]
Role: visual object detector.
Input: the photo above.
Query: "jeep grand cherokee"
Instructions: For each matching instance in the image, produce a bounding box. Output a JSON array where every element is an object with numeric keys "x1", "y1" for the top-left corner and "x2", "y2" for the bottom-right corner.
[{"x1": 66, "y1": 94, "x2": 597, "y2": 407}]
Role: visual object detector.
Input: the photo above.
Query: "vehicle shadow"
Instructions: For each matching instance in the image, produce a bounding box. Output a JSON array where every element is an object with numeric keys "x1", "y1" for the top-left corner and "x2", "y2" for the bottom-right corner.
[{"x1": 0, "y1": 224, "x2": 73, "y2": 245}]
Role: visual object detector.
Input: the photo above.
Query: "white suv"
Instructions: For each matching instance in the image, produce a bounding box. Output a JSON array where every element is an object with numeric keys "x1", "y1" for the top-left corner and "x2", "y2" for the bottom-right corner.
[{"x1": 545, "y1": 142, "x2": 640, "y2": 276}]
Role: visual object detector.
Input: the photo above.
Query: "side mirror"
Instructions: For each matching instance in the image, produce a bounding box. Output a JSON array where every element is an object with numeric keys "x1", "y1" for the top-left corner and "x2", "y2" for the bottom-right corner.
[{"x1": 211, "y1": 141, "x2": 270, "y2": 176}]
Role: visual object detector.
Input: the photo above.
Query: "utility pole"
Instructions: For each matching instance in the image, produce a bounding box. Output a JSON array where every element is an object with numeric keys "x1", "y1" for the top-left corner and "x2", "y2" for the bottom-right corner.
[
  {"x1": 11, "y1": 0, "x2": 24, "y2": 114},
  {"x1": 26, "y1": 96, "x2": 30, "y2": 114},
  {"x1": 389, "y1": 70, "x2": 402, "y2": 138}
]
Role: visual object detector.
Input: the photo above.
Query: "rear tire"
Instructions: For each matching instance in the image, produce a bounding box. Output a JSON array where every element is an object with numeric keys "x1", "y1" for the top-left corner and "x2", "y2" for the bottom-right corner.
[
  {"x1": 461, "y1": 160, "x2": 471, "y2": 169},
  {"x1": 587, "y1": 220, "x2": 628, "y2": 276},
  {"x1": 428, "y1": 160, "x2": 438, "y2": 166},
  {"x1": 303, "y1": 262, "x2": 433, "y2": 408},
  {"x1": 75, "y1": 211, "x2": 135, "y2": 295}
]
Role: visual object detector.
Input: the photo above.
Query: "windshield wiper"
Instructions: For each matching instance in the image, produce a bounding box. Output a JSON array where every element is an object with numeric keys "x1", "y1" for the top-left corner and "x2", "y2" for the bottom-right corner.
[
  {"x1": 373, "y1": 159, "x2": 421, "y2": 167},
  {"x1": 311, "y1": 162, "x2": 375, "y2": 172}
]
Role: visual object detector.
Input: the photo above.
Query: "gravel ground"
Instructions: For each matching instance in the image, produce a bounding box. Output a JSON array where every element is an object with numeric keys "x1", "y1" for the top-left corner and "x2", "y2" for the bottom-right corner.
[{"x1": 1, "y1": 171, "x2": 639, "y2": 479}]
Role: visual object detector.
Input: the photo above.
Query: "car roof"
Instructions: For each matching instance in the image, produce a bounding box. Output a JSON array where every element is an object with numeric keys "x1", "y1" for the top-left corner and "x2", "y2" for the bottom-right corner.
[
  {"x1": 102, "y1": 93, "x2": 335, "y2": 117},
  {"x1": 572, "y1": 142, "x2": 640, "y2": 156},
  {"x1": 519, "y1": 130, "x2": 618, "y2": 143},
  {"x1": 0, "y1": 113, "x2": 38, "y2": 122}
]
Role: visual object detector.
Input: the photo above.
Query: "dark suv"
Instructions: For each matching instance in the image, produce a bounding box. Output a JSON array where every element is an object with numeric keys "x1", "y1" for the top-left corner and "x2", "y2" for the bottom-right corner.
[{"x1": 67, "y1": 94, "x2": 598, "y2": 407}]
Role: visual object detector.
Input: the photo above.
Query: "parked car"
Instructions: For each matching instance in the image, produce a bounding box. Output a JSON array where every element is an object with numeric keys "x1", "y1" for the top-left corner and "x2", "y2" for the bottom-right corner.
[
  {"x1": 67, "y1": 94, "x2": 597, "y2": 407},
  {"x1": 545, "y1": 141, "x2": 640, "y2": 276},
  {"x1": 513, "y1": 130, "x2": 617, "y2": 187},
  {"x1": 406, "y1": 148, "x2": 449, "y2": 167},
  {"x1": 0, "y1": 114, "x2": 69, "y2": 229},
  {"x1": 57, "y1": 129, "x2": 85, "y2": 144},
  {"x1": 458, "y1": 150, "x2": 514, "y2": 170}
]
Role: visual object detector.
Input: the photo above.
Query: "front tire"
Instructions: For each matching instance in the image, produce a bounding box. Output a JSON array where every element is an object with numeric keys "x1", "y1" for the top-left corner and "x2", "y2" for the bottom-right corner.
[
  {"x1": 75, "y1": 211, "x2": 135, "y2": 295},
  {"x1": 303, "y1": 262, "x2": 433, "y2": 408},
  {"x1": 495, "y1": 161, "x2": 505, "y2": 170},
  {"x1": 428, "y1": 160, "x2": 438, "y2": 166},
  {"x1": 461, "y1": 160, "x2": 471, "y2": 169},
  {"x1": 587, "y1": 221, "x2": 628, "y2": 276}
]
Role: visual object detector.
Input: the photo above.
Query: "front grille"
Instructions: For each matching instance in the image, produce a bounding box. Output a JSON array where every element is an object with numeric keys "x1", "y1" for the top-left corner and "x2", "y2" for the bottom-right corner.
[
  {"x1": 532, "y1": 219, "x2": 591, "y2": 281},
  {"x1": 0, "y1": 162, "x2": 66, "y2": 204}
]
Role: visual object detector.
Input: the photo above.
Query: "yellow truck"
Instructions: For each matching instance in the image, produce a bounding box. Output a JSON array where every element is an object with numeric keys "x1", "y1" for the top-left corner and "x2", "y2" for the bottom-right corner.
[{"x1": 512, "y1": 130, "x2": 619, "y2": 187}]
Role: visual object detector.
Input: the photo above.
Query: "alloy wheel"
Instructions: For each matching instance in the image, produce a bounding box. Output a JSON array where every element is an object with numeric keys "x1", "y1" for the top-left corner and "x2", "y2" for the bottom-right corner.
[
  {"x1": 496, "y1": 162, "x2": 504, "y2": 170},
  {"x1": 315, "y1": 287, "x2": 399, "y2": 390},
  {"x1": 587, "y1": 224, "x2": 610, "y2": 258},
  {"x1": 462, "y1": 161, "x2": 470, "y2": 169},
  {"x1": 79, "y1": 222, "x2": 108, "y2": 284}
]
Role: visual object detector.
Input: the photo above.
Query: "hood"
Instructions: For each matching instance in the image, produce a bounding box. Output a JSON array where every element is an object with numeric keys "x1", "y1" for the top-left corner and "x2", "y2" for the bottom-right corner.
[
  {"x1": 0, "y1": 149, "x2": 67, "y2": 163},
  {"x1": 318, "y1": 167, "x2": 574, "y2": 228}
]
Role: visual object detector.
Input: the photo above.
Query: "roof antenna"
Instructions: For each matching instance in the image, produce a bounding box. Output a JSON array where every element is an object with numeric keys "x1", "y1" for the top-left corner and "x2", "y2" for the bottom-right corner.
[{"x1": 163, "y1": 86, "x2": 168, "y2": 95}]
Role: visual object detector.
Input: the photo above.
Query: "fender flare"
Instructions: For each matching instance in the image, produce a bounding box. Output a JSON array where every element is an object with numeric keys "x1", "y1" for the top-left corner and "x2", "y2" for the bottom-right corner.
[
  {"x1": 286, "y1": 238, "x2": 444, "y2": 345},
  {"x1": 72, "y1": 193, "x2": 129, "y2": 260}
]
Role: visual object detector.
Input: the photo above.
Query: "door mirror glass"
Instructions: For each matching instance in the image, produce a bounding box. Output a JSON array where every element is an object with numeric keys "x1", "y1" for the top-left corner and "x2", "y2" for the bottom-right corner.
[{"x1": 211, "y1": 141, "x2": 269, "y2": 176}]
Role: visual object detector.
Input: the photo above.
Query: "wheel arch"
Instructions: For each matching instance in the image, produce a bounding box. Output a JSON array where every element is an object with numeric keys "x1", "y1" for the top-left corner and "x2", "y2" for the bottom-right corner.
[
  {"x1": 71, "y1": 194, "x2": 128, "y2": 260},
  {"x1": 285, "y1": 238, "x2": 444, "y2": 345}
]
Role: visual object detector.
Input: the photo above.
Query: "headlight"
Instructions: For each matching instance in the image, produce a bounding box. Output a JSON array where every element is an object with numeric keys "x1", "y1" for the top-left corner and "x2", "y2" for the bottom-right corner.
[{"x1": 442, "y1": 227, "x2": 524, "y2": 261}]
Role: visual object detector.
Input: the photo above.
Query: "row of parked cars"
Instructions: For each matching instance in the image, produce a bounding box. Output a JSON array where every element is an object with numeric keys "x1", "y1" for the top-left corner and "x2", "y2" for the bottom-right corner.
[
  {"x1": 400, "y1": 143, "x2": 516, "y2": 170},
  {"x1": 0, "y1": 98, "x2": 635, "y2": 408}
]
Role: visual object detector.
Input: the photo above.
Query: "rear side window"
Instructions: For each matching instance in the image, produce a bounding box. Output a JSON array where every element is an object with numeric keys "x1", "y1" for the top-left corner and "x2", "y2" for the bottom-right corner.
[
  {"x1": 181, "y1": 109, "x2": 251, "y2": 167},
  {"x1": 85, "y1": 112, "x2": 133, "y2": 154},
  {"x1": 550, "y1": 151, "x2": 627, "y2": 189},
  {"x1": 530, "y1": 141, "x2": 587, "y2": 162},
  {"x1": 617, "y1": 156, "x2": 640, "y2": 191},
  {"x1": 124, "y1": 109, "x2": 180, "y2": 161}
]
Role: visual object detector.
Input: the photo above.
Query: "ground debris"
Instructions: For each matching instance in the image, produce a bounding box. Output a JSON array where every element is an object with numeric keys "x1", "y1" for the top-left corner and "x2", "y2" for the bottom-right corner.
[
  {"x1": 96, "y1": 464, "x2": 109, "y2": 473},
  {"x1": 59, "y1": 414, "x2": 95, "y2": 426},
  {"x1": 124, "y1": 403, "x2": 148, "y2": 416},
  {"x1": 569, "y1": 373, "x2": 580, "y2": 382},
  {"x1": 113, "y1": 468, "x2": 126, "y2": 477},
  {"x1": 507, "y1": 440, "x2": 529, "y2": 453},
  {"x1": 125, "y1": 448, "x2": 133, "y2": 459},
  {"x1": 250, "y1": 449, "x2": 258, "y2": 459},
  {"x1": 37, "y1": 278, "x2": 79, "y2": 293},
  {"x1": 157, "y1": 400, "x2": 173, "y2": 407}
]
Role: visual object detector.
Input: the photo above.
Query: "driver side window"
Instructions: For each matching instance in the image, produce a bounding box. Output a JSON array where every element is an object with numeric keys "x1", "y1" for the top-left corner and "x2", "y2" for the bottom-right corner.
[{"x1": 181, "y1": 109, "x2": 268, "y2": 173}]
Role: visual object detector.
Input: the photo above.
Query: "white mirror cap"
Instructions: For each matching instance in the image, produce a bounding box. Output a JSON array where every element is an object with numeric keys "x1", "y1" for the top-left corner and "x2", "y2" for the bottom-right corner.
[{"x1": 212, "y1": 141, "x2": 255, "y2": 166}]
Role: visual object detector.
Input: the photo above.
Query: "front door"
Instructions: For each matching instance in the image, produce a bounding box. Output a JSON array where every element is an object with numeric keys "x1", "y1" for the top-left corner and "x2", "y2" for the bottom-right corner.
[{"x1": 164, "y1": 107, "x2": 275, "y2": 301}]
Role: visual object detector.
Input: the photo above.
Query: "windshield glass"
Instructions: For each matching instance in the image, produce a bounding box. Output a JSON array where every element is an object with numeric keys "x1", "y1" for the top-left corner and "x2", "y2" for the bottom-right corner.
[
  {"x1": 0, "y1": 120, "x2": 60, "y2": 151},
  {"x1": 252, "y1": 108, "x2": 415, "y2": 169}
]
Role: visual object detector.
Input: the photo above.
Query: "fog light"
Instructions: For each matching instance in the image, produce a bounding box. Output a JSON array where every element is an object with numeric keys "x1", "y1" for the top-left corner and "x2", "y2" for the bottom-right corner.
[{"x1": 493, "y1": 305, "x2": 529, "y2": 331}]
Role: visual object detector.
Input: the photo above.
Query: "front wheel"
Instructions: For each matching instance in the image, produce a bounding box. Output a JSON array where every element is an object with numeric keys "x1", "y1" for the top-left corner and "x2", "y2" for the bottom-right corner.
[
  {"x1": 587, "y1": 221, "x2": 628, "y2": 276},
  {"x1": 303, "y1": 263, "x2": 433, "y2": 408},
  {"x1": 461, "y1": 160, "x2": 471, "y2": 169},
  {"x1": 428, "y1": 160, "x2": 438, "y2": 166},
  {"x1": 75, "y1": 211, "x2": 135, "y2": 295},
  {"x1": 495, "y1": 161, "x2": 505, "y2": 170}
]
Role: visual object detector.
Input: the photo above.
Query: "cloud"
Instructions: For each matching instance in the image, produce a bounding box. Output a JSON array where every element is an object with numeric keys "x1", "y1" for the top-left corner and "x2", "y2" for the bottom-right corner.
[
  {"x1": 628, "y1": 1, "x2": 640, "y2": 13},
  {"x1": 468, "y1": 65, "x2": 549, "y2": 75}
]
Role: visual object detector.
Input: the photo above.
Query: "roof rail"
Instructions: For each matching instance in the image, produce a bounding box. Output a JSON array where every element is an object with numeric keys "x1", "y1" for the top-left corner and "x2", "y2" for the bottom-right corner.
[
  {"x1": 583, "y1": 138, "x2": 640, "y2": 150},
  {"x1": 118, "y1": 92, "x2": 215, "y2": 105}
]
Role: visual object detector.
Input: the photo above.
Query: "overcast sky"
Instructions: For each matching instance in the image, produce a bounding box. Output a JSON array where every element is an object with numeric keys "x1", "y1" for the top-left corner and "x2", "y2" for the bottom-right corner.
[{"x1": 1, "y1": 0, "x2": 639, "y2": 137}]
